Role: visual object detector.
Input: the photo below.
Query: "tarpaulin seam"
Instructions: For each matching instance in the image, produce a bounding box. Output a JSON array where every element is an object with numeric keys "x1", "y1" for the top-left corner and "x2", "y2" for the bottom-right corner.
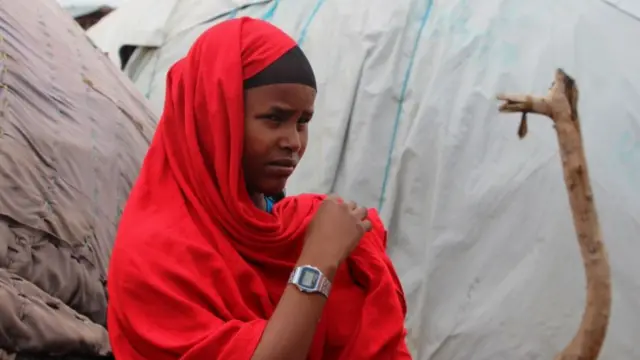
[
  {"x1": 261, "y1": 0, "x2": 280, "y2": 21},
  {"x1": 601, "y1": 0, "x2": 640, "y2": 22},
  {"x1": 378, "y1": 0, "x2": 434, "y2": 211},
  {"x1": 297, "y1": 0, "x2": 326, "y2": 46}
]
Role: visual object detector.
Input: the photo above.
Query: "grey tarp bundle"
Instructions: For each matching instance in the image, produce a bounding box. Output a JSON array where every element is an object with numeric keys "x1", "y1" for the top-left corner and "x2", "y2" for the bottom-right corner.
[{"x1": 0, "y1": 0, "x2": 156, "y2": 356}]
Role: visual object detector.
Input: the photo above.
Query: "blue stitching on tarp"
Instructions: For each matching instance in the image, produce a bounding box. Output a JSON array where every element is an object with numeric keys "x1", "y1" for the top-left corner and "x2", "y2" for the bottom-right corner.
[
  {"x1": 261, "y1": 0, "x2": 279, "y2": 21},
  {"x1": 377, "y1": 0, "x2": 434, "y2": 211},
  {"x1": 297, "y1": 0, "x2": 326, "y2": 45}
]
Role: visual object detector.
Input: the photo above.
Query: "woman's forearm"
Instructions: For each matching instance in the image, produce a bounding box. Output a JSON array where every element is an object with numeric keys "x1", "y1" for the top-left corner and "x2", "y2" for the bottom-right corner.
[{"x1": 251, "y1": 260, "x2": 336, "y2": 360}]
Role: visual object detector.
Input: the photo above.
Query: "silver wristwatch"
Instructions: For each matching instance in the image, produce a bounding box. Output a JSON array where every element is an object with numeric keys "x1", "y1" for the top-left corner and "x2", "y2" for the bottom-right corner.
[{"x1": 288, "y1": 265, "x2": 332, "y2": 298}]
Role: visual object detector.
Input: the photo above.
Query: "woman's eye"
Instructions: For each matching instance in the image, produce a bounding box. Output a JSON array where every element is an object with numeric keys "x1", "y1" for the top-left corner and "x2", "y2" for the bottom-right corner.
[{"x1": 262, "y1": 114, "x2": 282, "y2": 122}]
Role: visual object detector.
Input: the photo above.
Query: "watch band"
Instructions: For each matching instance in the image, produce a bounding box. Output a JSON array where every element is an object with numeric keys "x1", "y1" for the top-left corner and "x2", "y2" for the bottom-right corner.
[{"x1": 288, "y1": 265, "x2": 332, "y2": 298}]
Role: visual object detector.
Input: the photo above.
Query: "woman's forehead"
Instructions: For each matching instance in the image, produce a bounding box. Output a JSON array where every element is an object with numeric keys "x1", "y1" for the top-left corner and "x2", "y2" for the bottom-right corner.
[{"x1": 245, "y1": 84, "x2": 316, "y2": 111}]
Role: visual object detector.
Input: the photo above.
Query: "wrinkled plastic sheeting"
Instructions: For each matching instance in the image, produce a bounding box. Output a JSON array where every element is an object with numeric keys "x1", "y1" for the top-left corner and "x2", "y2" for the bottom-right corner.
[
  {"x1": 88, "y1": 0, "x2": 640, "y2": 358},
  {"x1": 57, "y1": 0, "x2": 125, "y2": 18},
  {"x1": 0, "y1": 0, "x2": 156, "y2": 355}
]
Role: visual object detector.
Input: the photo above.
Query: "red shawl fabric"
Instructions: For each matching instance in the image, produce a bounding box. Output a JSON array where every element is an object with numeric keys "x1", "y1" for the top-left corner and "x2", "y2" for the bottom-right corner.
[{"x1": 107, "y1": 17, "x2": 410, "y2": 360}]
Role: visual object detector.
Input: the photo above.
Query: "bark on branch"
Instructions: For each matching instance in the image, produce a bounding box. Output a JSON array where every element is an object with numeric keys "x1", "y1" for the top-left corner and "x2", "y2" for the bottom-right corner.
[{"x1": 497, "y1": 69, "x2": 611, "y2": 360}]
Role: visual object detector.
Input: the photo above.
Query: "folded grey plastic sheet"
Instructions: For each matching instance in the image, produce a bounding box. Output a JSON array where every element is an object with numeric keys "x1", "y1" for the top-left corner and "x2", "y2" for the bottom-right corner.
[{"x1": 0, "y1": 0, "x2": 157, "y2": 356}]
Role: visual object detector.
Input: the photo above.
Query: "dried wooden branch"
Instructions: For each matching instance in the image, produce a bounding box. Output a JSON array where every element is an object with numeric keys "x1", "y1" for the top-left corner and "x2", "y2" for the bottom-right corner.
[{"x1": 497, "y1": 69, "x2": 611, "y2": 360}]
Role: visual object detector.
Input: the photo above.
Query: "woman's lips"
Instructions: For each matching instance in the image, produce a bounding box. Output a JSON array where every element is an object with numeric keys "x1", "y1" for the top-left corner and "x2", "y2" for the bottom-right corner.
[
  {"x1": 265, "y1": 157, "x2": 298, "y2": 177},
  {"x1": 265, "y1": 164, "x2": 295, "y2": 177}
]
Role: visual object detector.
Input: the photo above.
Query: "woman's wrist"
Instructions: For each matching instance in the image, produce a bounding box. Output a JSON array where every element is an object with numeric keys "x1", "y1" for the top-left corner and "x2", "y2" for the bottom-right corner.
[{"x1": 295, "y1": 253, "x2": 339, "y2": 281}]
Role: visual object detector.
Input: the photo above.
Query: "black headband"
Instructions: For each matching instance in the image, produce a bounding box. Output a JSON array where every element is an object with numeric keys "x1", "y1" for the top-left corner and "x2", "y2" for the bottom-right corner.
[{"x1": 244, "y1": 45, "x2": 317, "y2": 90}]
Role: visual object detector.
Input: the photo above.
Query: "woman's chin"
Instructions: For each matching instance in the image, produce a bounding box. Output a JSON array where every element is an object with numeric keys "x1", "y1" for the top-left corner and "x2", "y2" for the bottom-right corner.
[{"x1": 258, "y1": 179, "x2": 287, "y2": 197}]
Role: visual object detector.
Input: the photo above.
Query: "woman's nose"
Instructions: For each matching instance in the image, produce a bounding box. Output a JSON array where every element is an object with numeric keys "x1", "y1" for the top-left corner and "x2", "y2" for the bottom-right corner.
[{"x1": 280, "y1": 124, "x2": 302, "y2": 152}]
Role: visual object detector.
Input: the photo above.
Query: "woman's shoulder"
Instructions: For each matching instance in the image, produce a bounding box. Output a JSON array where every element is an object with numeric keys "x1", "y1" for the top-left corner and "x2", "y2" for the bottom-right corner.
[
  {"x1": 281, "y1": 192, "x2": 326, "y2": 203},
  {"x1": 278, "y1": 194, "x2": 389, "y2": 247}
]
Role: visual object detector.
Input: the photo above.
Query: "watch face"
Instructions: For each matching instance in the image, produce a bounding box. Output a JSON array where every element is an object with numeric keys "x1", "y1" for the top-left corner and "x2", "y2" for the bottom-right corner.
[{"x1": 299, "y1": 267, "x2": 319, "y2": 289}]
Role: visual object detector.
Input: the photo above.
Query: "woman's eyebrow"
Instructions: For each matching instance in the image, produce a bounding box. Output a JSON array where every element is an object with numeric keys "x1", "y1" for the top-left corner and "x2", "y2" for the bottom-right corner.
[
  {"x1": 268, "y1": 105, "x2": 314, "y2": 117},
  {"x1": 269, "y1": 104, "x2": 295, "y2": 113}
]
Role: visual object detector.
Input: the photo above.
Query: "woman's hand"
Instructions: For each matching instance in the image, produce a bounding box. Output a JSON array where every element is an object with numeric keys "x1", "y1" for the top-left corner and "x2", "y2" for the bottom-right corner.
[
  {"x1": 254, "y1": 196, "x2": 372, "y2": 360},
  {"x1": 299, "y1": 195, "x2": 372, "y2": 278}
]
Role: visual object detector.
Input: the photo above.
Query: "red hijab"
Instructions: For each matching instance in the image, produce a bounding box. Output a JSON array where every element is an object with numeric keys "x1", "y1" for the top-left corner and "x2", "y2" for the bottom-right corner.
[{"x1": 107, "y1": 17, "x2": 410, "y2": 360}]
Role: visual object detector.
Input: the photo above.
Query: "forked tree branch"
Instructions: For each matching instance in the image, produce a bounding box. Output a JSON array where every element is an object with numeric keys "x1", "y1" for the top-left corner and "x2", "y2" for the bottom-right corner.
[{"x1": 497, "y1": 69, "x2": 611, "y2": 360}]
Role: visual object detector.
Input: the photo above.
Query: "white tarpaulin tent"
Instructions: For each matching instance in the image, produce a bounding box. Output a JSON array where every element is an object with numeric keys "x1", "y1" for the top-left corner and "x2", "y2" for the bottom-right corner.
[
  {"x1": 88, "y1": 0, "x2": 640, "y2": 358},
  {"x1": 57, "y1": 0, "x2": 126, "y2": 18}
]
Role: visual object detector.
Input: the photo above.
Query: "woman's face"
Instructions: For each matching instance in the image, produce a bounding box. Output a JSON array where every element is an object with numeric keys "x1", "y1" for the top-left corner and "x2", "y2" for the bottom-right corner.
[{"x1": 243, "y1": 83, "x2": 316, "y2": 196}]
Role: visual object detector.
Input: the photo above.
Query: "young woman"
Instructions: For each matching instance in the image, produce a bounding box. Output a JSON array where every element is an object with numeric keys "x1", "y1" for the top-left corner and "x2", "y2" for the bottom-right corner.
[{"x1": 107, "y1": 17, "x2": 411, "y2": 360}]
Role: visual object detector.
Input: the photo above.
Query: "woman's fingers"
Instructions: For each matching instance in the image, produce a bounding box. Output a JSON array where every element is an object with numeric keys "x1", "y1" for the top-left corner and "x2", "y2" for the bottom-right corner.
[
  {"x1": 360, "y1": 219, "x2": 372, "y2": 232},
  {"x1": 326, "y1": 195, "x2": 370, "y2": 229},
  {"x1": 345, "y1": 201, "x2": 357, "y2": 210},
  {"x1": 352, "y1": 205, "x2": 368, "y2": 219}
]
